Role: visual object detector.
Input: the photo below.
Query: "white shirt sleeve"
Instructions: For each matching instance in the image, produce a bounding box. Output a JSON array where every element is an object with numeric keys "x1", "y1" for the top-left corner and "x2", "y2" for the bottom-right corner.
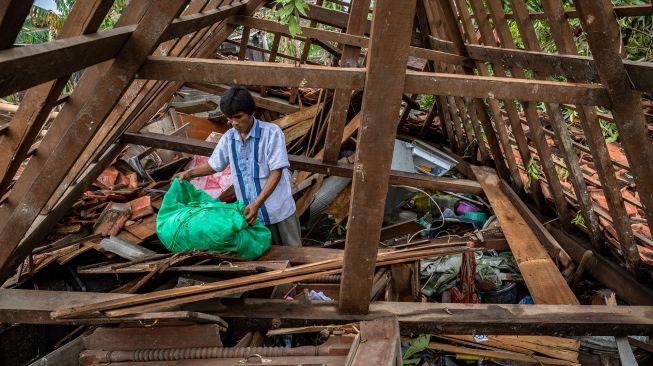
[
  {"x1": 266, "y1": 126, "x2": 290, "y2": 171},
  {"x1": 208, "y1": 133, "x2": 230, "y2": 172}
]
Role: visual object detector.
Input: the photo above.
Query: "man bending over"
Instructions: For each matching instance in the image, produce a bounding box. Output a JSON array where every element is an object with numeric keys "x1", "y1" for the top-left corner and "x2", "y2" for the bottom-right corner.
[{"x1": 176, "y1": 86, "x2": 301, "y2": 247}]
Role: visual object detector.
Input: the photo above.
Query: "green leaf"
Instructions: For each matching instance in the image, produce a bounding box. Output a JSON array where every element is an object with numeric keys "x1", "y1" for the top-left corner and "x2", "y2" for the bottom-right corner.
[
  {"x1": 288, "y1": 16, "x2": 301, "y2": 37},
  {"x1": 296, "y1": 0, "x2": 308, "y2": 16},
  {"x1": 571, "y1": 211, "x2": 585, "y2": 226},
  {"x1": 402, "y1": 335, "x2": 430, "y2": 362}
]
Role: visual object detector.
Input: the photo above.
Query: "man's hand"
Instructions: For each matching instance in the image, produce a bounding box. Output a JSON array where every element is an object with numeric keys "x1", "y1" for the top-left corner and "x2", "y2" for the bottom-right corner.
[
  {"x1": 174, "y1": 170, "x2": 192, "y2": 181},
  {"x1": 243, "y1": 202, "x2": 260, "y2": 225}
]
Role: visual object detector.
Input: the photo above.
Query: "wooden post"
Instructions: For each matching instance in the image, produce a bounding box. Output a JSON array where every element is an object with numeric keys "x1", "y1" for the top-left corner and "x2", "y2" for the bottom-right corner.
[
  {"x1": 338, "y1": 0, "x2": 416, "y2": 314},
  {"x1": 322, "y1": 0, "x2": 370, "y2": 164},
  {"x1": 573, "y1": 0, "x2": 653, "y2": 272},
  {"x1": 238, "y1": 26, "x2": 250, "y2": 60}
]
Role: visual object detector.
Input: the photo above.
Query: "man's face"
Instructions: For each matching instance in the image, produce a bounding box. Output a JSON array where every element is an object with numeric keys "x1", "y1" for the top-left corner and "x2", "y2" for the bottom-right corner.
[{"x1": 228, "y1": 112, "x2": 253, "y2": 133}]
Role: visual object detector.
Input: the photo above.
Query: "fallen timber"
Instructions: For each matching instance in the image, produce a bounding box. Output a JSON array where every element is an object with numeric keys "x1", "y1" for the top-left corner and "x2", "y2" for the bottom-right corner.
[
  {"x1": 2, "y1": 289, "x2": 652, "y2": 337},
  {"x1": 51, "y1": 245, "x2": 474, "y2": 319}
]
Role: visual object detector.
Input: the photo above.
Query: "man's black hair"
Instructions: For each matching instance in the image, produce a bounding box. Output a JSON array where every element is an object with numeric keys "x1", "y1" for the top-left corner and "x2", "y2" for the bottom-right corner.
[{"x1": 220, "y1": 86, "x2": 257, "y2": 117}]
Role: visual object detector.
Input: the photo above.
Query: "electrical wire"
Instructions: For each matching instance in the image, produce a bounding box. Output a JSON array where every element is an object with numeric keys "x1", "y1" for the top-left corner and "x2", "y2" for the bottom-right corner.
[{"x1": 391, "y1": 184, "x2": 445, "y2": 244}]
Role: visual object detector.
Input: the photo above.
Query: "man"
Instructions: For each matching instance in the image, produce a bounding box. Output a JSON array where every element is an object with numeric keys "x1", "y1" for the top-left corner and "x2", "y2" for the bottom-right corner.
[{"x1": 176, "y1": 86, "x2": 301, "y2": 247}]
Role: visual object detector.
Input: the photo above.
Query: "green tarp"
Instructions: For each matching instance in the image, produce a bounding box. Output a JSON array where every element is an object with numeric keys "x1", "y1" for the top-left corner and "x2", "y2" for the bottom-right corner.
[{"x1": 156, "y1": 179, "x2": 271, "y2": 260}]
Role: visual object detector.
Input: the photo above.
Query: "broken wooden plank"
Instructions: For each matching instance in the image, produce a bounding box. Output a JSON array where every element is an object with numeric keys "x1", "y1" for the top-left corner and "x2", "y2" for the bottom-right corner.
[
  {"x1": 52, "y1": 246, "x2": 472, "y2": 319},
  {"x1": 498, "y1": 180, "x2": 575, "y2": 273},
  {"x1": 259, "y1": 245, "x2": 343, "y2": 264},
  {"x1": 471, "y1": 166, "x2": 579, "y2": 305}
]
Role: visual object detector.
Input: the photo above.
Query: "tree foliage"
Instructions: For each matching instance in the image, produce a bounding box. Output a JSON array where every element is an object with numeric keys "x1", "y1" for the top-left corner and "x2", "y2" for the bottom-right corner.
[{"x1": 17, "y1": 0, "x2": 127, "y2": 45}]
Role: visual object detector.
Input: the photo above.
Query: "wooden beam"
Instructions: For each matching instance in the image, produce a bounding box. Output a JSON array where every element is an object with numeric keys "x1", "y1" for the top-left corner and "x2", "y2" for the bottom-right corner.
[
  {"x1": 338, "y1": 0, "x2": 416, "y2": 315},
  {"x1": 404, "y1": 70, "x2": 610, "y2": 106},
  {"x1": 323, "y1": 0, "x2": 370, "y2": 164},
  {"x1": 5, "y1": 290, "x2": 653, "y2": 336},
  {"x1": 120, "y1": 132, "x2": 483, "y2": 194},
  {"x1": 472, "y1": 166, "x2": 580, "y2": 305},
  {"x1": 204, "y1": 299, "x2": 653, "y2": 336},
  {"x1": 136, "y1": 57, "x2": 611, "y2": 106},
  {"x1": 137, "y1": 56, "x2": 366, "y2": 90},
  {"x1": 301, "y1": 2, "x2": 370, "y2": 31},
  {"x1": 574, "y1": 0, "x2": 653, "y2": 272},
  {"x1": 464, "y1": 44, "x2": 653, "y2": 95},
  {"x1": 0, "y1": 1, "x2": 246, "y2": 98},
  {"x1": 0, "y1": 0, "x2": 191, "y2": 280},
  {"x1": 0, "y1": 0, "x2": 34, "y2": 49},
  {"x1": 0, "y1": 0, "x2": 115, "y2": 196}
]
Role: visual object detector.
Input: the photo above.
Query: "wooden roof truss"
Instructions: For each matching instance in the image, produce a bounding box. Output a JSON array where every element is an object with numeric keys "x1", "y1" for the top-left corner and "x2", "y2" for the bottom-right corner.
[{"x1": 0, "y1": 0, "x2": 652, "y2": 320}]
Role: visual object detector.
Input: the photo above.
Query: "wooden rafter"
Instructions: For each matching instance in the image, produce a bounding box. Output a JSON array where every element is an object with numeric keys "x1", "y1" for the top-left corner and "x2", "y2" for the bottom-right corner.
[
  {"x1": 0, "y1": 0, "x2": 116, "y2": 196},
  {"x1": 0, "y1": 0, "x2": 192, "y2": 280},
  {"x1": 573, "y1": 0, "x2": 653, "y2": 273}
]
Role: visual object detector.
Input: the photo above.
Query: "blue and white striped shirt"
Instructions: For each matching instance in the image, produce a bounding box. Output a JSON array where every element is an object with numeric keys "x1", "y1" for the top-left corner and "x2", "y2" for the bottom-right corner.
[{"x1": 208, "y1": 119, "x2": 296, "y2": 225}]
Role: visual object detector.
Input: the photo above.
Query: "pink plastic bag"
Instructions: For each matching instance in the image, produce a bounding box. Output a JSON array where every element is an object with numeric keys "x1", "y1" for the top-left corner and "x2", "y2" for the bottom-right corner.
[{"x1": 185, "y1": 132, "x2": 233, "y2": 198}]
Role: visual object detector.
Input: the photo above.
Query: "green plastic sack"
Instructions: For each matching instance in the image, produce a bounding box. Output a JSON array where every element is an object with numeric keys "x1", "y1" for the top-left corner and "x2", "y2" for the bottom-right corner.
[{"x1": 156, "y1": 179, "x2": 271, "y2": 260}]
